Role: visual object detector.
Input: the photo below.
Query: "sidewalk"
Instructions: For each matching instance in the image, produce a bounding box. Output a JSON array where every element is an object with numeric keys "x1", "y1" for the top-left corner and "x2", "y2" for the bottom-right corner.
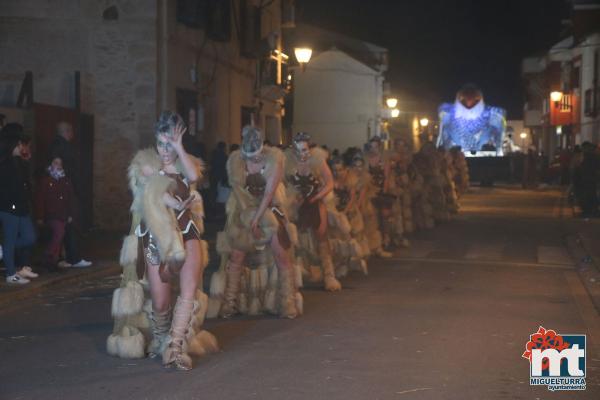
[
  {"x1": 562, "y1": 201, "x2": 600, "y2": 313},
  {"x1": 0, "y1": 230, "x2": 123, "y2": 309},
  {"x1": 0, "y1": 217, "x2": 225, "y2": 310}
]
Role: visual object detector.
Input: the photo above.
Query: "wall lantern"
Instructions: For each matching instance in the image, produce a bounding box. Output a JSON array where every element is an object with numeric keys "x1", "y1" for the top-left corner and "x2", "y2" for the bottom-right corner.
[{"x1": 386, "y1": 97, "x2": 398, "y2": 108}]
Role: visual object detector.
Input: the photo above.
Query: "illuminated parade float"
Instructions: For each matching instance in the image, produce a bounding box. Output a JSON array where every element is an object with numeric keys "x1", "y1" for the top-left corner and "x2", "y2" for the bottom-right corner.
[{"x1": 437, "y1": 84, "x2": 507, "y2": 156}]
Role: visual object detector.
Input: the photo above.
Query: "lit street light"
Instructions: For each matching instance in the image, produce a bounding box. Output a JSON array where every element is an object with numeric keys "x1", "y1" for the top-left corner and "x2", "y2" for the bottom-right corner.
[
  {"x1": 419, "y1": 118, "x2": 429, "y2": 127},
  {"x1": 391, "y1": 108, "x2": 400, "y2": 118},
  {"x1": 294, "y1": 47, "x2": 312, "y2": 71},
  {"x1": 520, "y1": 131, "x2": 527, "y2": 149},
  {"x1": 386, "y1": 97, "x2": 398, "y2": 108}
]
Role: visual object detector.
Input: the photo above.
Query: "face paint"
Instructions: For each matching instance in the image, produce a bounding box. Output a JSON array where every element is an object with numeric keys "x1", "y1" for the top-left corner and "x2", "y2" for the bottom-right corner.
[
  {"x1": 294, "y1": 141, "x2": 311, "y2": 162},
  {"x1": 156, "y1": 136, "x2": 177, "y2": 165}
]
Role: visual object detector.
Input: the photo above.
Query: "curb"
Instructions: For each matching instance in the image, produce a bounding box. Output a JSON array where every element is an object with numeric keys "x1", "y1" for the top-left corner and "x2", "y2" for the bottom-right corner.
[
  {"x1": 565, "y1": 233, "x2": 600, "y2": 313},
  {"x1": 0, "y1": 262, "x2": 121, "y2": 310}
]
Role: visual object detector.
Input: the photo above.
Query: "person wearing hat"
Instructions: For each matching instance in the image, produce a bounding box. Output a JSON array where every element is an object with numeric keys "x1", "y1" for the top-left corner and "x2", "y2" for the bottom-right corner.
[
  {"x1": 0, "y1": 123, "x2": 39, "y2": 284},
  {"x1": 208, "y1": 125, "x2": 302, "y2": 319}
]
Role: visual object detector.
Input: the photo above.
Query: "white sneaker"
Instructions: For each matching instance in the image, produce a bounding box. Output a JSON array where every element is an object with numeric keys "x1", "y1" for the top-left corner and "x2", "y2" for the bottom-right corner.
[
  {"x1": 6, "y1": 274, "x2": 30, "y2": 285},
  {"x1": 71, "y1": 259, "x2": 92, "y2": 268},
  {"x1": 18, "y1": 266, "x2": 39, "y2": 279},
  {"x1": 57, "y1": 260, "x2": 72, "y2": 268}
]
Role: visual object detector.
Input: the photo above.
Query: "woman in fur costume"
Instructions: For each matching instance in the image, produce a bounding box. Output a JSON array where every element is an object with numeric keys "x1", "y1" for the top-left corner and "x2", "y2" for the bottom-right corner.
[
  {"x1": 417, "y1": 143, "x2": 449, "y2": 223},
  {"x1": 108, "y1": 112, "x2": 217, "y2": 371},
  {"x1": 284, "y1": 133, "x2": 342, "y2": 292},
  {"x1": 209, "y1": 126, "x2": 302, "y2": 319},
  {"x1": 388, "y1": 139, "x2": 412, "y2": 246},
  {"x1": 360, "y1": 137, "x2": 394, "y2": 257},
  {"x1": 409, "y1": 152, "x2": 435, "y2": 230},
  {"x1": 328, "y1": 156, "x2": 369, "y2": 277}
]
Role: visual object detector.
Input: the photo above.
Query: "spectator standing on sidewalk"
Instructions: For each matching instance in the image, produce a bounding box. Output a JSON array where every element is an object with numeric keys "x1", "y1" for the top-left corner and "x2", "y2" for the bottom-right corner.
[
  {"x1": 0, "y1": 123, "x2": 39, "y2": 284},
  {"x1": 35, "y1": 157, "x2": 79, "y2": 272},
  {"x1": 48, "y1": 122, "x2": 91, "y2": 268}
]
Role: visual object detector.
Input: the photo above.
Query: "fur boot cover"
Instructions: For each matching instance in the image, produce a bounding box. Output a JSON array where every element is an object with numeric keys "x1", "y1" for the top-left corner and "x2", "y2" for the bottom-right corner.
[{"x1": 107, "y1": 326, "x2": 146, "y2": 359}]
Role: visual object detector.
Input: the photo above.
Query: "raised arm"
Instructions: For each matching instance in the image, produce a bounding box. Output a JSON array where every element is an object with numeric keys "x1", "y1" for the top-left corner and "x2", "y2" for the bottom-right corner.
[{"x1": 168, "y1": 122, "x2": 200, "y2": 183}]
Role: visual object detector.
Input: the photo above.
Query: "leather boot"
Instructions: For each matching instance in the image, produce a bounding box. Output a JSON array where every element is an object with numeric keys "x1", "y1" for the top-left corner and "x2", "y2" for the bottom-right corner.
[
  {"x1": 148, "y1": 307, "x2": 171, "y2": 358},
  {"x1": 219, "y1": 258, "x2": 243, "y2": 318}
]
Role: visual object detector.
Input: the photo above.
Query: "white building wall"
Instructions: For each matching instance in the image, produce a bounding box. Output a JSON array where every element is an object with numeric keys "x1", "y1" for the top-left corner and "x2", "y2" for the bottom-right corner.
[
  {"x1": 578, "y1": 33, "x2": 600, "y2": 143},
  {"x1": 293, "y1": 49, "x2": 382, "y2": 151}
]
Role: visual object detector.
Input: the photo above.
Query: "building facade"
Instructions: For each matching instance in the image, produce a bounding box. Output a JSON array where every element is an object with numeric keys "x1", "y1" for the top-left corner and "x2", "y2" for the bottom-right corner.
[{"x1": 0, "y1": 0, "x2": 290, "y2": 230}]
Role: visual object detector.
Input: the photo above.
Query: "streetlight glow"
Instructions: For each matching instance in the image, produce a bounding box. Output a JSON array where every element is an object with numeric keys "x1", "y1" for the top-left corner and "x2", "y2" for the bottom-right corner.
[
  {"x1": 520, "y1": 132, "x2": 527, "y2": 139},
  {"x1": 294, "y1": 47, "x2": 313, "y2": 64},
  {"x1": 419, "y1": 118, "x2": 429, "y2": 127},
  {"x1": 386, "y1": 97, "x2": 398, "y2": 108},
  {"x1": 391, "y1": 108, "x2": 400, "y2": 118},
  {"x1": 550, "y1": 91, "x2": 563, "y2": 102}
]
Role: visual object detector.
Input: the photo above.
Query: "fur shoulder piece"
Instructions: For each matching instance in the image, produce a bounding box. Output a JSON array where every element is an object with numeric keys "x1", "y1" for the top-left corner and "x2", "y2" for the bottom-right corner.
[
  {"x1": 226, "y1": 150, "x2": 245, "y2": 188},
  {"x1": 262, "y1": 146, "x2": 284, "y2": 179},
  {"x1": 308, "y1": 146, "x2": 328, "y2": 170},
  {"x1": 128, "y1": 148, "x2": 162, "y2": 193}
]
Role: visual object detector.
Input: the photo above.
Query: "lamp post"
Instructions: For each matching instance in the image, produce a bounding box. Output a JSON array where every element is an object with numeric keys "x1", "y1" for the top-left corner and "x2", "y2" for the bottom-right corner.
[{"x1": 294, "y1": 47, "x2": 312, "y2": 71}]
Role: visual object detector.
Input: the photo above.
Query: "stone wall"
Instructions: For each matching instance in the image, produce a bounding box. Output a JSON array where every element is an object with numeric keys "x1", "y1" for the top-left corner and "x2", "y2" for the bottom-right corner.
[{"x1": 0, "y1": 0, "x2": 157, "y2": 230}]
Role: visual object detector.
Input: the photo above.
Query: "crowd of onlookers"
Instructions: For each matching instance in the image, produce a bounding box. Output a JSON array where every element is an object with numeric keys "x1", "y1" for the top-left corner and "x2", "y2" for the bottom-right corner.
[{"x1": 0, "y1": 121, "x2": 92, "y2": 285}]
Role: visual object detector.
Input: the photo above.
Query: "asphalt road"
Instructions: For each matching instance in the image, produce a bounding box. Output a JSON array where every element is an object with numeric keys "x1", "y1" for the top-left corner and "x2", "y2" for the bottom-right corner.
[{"x1": 1, "y1": 185, "x2": 599, "y2": 400}]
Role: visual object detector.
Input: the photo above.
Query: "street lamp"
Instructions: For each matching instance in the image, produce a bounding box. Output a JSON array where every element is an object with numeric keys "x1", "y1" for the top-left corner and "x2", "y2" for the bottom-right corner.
[
  {"x1": 550, "y1": 91, "x2": 563, "y2": 102},
  {"x1": 386, "y1": 97, "x2": 398, "y2": 108},
  {"x1": 294, "y1": 47, "x2": 312, "y2": 71},
  {"x1": 520, "y1": 131, "x2": 527, "y2": 149},
  {"x1": 419, "y1": 118, "x2": 429, "y2": 127},
  {"x1": 390, "y1": 108, "x2": 400, "y2": 118}
]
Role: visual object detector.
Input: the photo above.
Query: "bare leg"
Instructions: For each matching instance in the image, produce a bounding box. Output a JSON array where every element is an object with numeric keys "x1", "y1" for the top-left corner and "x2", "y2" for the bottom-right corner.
[
  {"x1": 179, "y1": 240, "x2": 203, "y2": 300},
  {"x1": 146, "y1": 260, "x2": 172, "y2": 313}
]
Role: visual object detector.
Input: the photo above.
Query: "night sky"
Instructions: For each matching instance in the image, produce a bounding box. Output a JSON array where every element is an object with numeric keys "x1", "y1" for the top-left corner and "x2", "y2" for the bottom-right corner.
[{"x1": 298, "y1": 0, "x2": 571, "y2": 119}]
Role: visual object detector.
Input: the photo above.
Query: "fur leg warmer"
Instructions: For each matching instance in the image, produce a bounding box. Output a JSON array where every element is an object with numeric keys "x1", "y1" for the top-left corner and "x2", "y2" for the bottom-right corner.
[
  {"x1": 319, "y1": 241, "x2": 342, "y2": 292},
  {"x1": 277, "y1": 266, "x2": 302, "y2": 318},
  {"x1": 220, "y1": 259, "x2": 243, "y2": 318},
  {"x1": 148, "y1": 307, "x2": 172, "y2": 358}
]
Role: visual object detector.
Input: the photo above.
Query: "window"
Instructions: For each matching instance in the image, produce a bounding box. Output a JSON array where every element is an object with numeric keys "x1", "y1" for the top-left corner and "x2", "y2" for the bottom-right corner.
[
  {"x1": 176, "y1": 0, "x2": 207, "y2": 29},
  {"x1": 206, "y1": 0, "x2": 231, "y2": 42},
  {"x1": 240, "y1": 0, "x2": 261, "y2": 58}
]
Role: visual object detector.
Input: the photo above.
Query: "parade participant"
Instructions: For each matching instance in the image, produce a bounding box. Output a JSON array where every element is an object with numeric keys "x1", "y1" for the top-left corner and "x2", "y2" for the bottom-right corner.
[
  {"x1": 208, "y1": 126, "x2": 302, "y2": 318},
  {"x1": 285, "y1": 132, "x2": 342, "y2": 291},
  {"x1": 108, "y1": 112, "x2": 217, "y2": 370},
  {"x1": 410, "y1": 152, "x2": 435, "y2": 230},
  {"x1": 438, "y1": 148, "x2": 459, "y2": 214},
  {"x1": 418, "y1": 142, "x2": 449, "y2": 223},
  {"x1": 449, "y1": 146, "x2": 469, "y2": 198},
  {"x1": 328, "y1": 156, "x2": 368, "y2": 277},
  {"x1": 388, "y1": 138, "x2": 412, "y2": 245},
  {"x1": 362, "y1": 136, "x2": 395, "y2": 256}
]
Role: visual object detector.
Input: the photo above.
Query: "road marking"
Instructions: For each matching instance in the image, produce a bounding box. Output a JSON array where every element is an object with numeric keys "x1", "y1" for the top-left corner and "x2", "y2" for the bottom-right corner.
[
  {"x1": 386, "y1": 256, "x2": 574, "y2": 270},
  {"x1": 465, "y1": 243, "x2": 505, "y2": 260},
  {"x1": 537, "y1": 245, "x2": 573, "y2": 266},
  {"x1": 564, "y1": 271, "x2": 600, "y2": 358}
]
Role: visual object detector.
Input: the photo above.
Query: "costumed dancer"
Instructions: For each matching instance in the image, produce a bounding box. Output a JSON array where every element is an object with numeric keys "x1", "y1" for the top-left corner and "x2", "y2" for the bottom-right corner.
[
  {"x1": 438, "y1": 148, "x2": 459, "y2": 214},
  {"x1": 285, "y1": 133, "x2": 342, "y2": 291},
  {"x1": 450, "y1": 146, "x2": 469, "y2": 198},
  {"x1": 108, "y1": 112, "x2": 217, "y2": 370},
  {"x1": 328, "y1": 156, "x2": 369, "y2": 278},
  {"x1": 362, "y1": 137, "x2": 394, "y2": 256},
  {"x1": 209, "y1": 126, "x2": 302, "y2": 319},
  {"x1": 388, "y1": 138, "x2": 412, "y2": 243},
  {"x1": 409, "y1": 152, "x2": 435, "y2": 230},
  {"x1": 418, "y1": 143, "x2": 449, "y2": 223}
]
